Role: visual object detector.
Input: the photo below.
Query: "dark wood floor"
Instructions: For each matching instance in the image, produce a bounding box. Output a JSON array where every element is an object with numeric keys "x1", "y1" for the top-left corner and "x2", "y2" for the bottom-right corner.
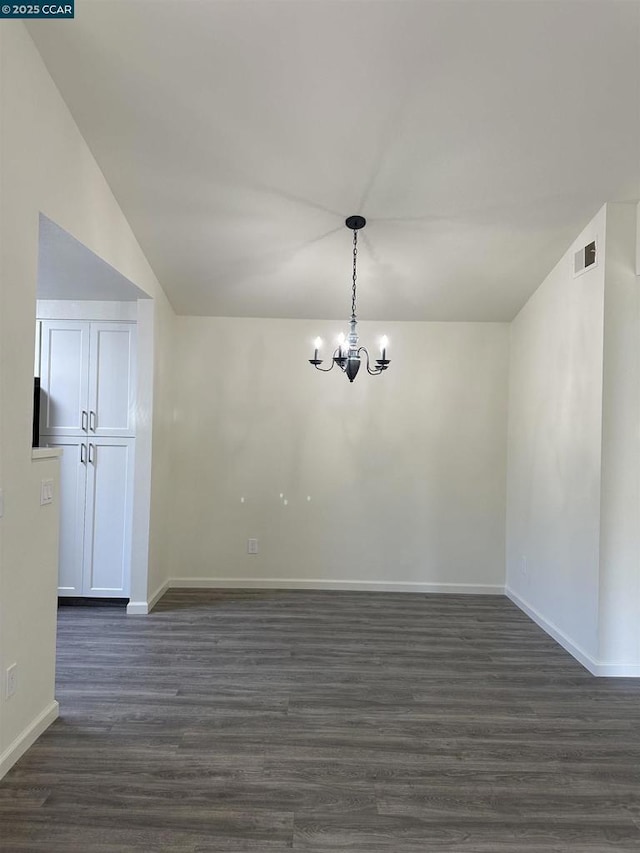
[{"x1": 2, "y1": 589, "x2": 640, "y2": 851}]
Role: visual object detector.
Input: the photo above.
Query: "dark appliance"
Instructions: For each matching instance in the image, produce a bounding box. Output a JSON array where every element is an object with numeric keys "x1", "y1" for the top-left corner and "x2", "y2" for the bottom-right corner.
[{"x1": 33, "y1": 377, "x2": 40, "y2": 448}]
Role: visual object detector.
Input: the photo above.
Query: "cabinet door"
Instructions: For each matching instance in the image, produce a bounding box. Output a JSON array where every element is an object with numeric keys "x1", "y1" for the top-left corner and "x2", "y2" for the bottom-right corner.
[
  {"x1": 39, "y1": 321, "x2": 90, "y2": 436},
  {"x1": 88, "y1": 323, "x2": 136, "y2": 437},
  {"x1": 42, "y1": 436, "x2": 88, "y2": 596},
  {"x1": 83, "y1": 438, "x2": 134, "y2": 597}
]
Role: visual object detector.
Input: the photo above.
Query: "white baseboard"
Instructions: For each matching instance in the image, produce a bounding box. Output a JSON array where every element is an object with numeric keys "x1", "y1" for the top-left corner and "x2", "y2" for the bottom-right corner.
[
  {"x1": 164, "y1": 577, "x2": 505, "y2": 595},
  {"x1": 0, "y1": 700, "x2": 59, "y2": 780},
  {"x1": 593, "y1": 661, "x2": 640, "y2": 677},
  {"x1": 505, "y1": 586, "x2": 598, "y2": 674},
  {"x1": 127, "y1": 580, "x2": 640, "y2": 677},
  {"x1": 126, "y1": 600, "x2": 149, "y2": 615},
  {"x1": 127, "y1": 577, "x2": 171, "y2": 615},
  {"x1": 148, "y1": 577, "x2": 172, "y2": 611},
  {"x1": 128, "y1": 577, "x2": 504, "y2": 613},
  {"x1": 505, "y1": 586, "x2": 640, "y2": 678}
]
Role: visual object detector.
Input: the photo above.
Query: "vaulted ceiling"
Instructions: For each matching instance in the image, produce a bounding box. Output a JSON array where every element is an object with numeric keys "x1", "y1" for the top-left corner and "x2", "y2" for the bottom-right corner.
[{"x1": 28, "y1": 0, "x2": 640, "y2": 320}]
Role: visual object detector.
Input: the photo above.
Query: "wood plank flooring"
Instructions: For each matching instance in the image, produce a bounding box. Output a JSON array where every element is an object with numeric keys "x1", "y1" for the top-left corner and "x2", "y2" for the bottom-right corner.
[{"x1": 2, "y1": 589, "x2": 640, "y2": 851}]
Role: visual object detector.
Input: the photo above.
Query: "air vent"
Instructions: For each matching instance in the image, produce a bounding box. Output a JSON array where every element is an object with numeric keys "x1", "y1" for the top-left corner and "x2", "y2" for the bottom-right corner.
[{"x1": 574, "y1": 240, "x2": 597, "y2": 277}]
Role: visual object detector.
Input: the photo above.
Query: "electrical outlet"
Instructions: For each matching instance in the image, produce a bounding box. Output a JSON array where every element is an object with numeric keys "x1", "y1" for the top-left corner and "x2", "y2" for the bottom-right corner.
[
  {"x1": 521, "y1": 555, "x2": 528, "y2": 575},
  {"x1": 6, "y1": 663, "x2": 17, "y2": 699},
  {"x1": 40, "y1": 479, "x2": 54, "y2": 506},
  {"x1": 247, "y1": 538, "x2": 258, "y2": 555}
]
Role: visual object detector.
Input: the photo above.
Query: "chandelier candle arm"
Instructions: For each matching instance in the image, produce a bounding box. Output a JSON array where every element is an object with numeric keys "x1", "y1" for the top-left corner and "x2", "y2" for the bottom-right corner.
[{"x1": 309, "y1": 215, "x2": 391, "y2": 383}]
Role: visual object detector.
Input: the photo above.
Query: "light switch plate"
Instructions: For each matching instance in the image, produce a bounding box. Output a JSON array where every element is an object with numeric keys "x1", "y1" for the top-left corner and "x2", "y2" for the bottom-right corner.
[
  {"x1": 40, "y1": 479, "x2": 54, "y2": 505},
  {"x1": 6, "y1": 663, "x2": 17, "y2": 699}
]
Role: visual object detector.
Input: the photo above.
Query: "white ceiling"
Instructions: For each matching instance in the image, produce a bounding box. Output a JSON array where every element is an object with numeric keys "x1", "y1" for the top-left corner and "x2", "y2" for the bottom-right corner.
[
  {"x1": 28, "y1": 1, "x2": 640, "y2": 320},
  {"x1": 38, "y1": 214, "x2": 150, "y2": 301}
]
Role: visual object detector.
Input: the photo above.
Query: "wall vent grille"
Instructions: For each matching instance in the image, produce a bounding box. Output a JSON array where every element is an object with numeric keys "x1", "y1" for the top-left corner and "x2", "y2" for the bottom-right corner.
[{"x1": 574, "y1": 240, "x2": 597, "y2": 277}]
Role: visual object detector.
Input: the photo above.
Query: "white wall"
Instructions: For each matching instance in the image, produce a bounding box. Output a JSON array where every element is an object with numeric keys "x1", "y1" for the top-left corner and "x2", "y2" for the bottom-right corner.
[
  {"x1": 506, "y1": 207, "x2": 606, "y2": 663},
  {"x1": 506, "y1": 203, "x2": 640, "y2": 676},
  {"x1": 166, "y1": 317, "x2": 509, "y2": 592},
  {"x1": 598, "y1": 203, "x2": 640, "y2": 671},
  {"x1": 144, "y1": 295, "x2": 175, "y2": 603},
  {"x1": 0, "y1": 24, "x2": 176, "y2": 774}
]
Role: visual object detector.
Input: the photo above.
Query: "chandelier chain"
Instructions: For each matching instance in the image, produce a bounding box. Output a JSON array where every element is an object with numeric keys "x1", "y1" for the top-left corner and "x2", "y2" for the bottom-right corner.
[{"x1": 351, "y1": 229, "x2": 358, "y2": 319}]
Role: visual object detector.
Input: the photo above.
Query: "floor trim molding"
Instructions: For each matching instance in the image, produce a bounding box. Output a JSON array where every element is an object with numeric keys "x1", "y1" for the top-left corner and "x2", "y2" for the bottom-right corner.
[
  {"x1": 128, "y1": 578, "x2": 503, "y2": 614},
  {"x1": 164, "y1": 577, "x2": 505, "y2": 594},
  {"x1": 127, "y1": 577, "x2": 171, "y2": 615},
  {"x1": 126, "y1": 601, "x2": 149, "y2": 615},
  {"x1": 594, "y1": 661, "x2": 640, "y2": 677},
  {"x1": 0, "y1": 700, "x2": 59, "y2": 780},
  {"x1": 505, "y1": 586, "x2": 598, "y2": 675},
  {"x1": 503, "y1": 586, "x2": 640, "y2": 677},
  {"x1": 131, "y1": 579, "x2": 639, "y2": 677}
]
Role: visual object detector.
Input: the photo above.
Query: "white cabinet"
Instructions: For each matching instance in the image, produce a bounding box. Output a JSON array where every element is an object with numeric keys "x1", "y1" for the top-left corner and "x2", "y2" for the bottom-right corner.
[
  {"x1": 88, "y1": 323, "x2": 137, "y2": 437},
  {"x1": 45, "y1": 436, "x2": 87, "y2": 596},
  {"x1": 38, "y1": 319, "x2": 136, "y2": 599},
  {"x1": 83, "y1": 438, "x2": 135, "y2": 596},
  {"x1": 39, "y1": 321, "x2": 90, "y2": 436},
  {"x1": 40, "y1": 321, "x2": 136, "y2": 438},
  {"x1": 43, "y1": 436, "x2": 135, "y2": 598}
]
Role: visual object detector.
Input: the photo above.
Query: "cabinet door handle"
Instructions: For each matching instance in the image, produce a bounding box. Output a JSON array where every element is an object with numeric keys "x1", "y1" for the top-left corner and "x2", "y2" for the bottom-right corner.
[
  {"x1": 80, "y1": 444, "x2": 87, "y2": 464},
  {"x1": 88, "y1": 443, "x2": 95, "y2": 465},
  {"x1": 82, "y1": 410, "x2": 88, "y2": 432},
  {"x1": 89, "y1": 411, "x2": 96, "y2": 432}
]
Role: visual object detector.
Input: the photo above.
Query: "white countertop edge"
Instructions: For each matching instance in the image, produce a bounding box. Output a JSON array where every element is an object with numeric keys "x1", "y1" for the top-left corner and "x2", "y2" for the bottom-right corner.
[{"x1": 32, "y1": 447, "x2": 63, "y2": 460}]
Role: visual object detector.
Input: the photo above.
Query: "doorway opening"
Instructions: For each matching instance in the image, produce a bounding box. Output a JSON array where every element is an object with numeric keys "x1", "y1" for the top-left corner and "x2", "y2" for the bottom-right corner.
[{"x1": 34, "y1": 214, "x2": 154, "y2": 610}]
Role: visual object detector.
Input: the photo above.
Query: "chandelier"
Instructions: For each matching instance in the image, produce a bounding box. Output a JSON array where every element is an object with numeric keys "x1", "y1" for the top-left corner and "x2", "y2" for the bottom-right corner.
[{"x1": 309, "y1": 215, "x2": 390, "y2": 382}]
